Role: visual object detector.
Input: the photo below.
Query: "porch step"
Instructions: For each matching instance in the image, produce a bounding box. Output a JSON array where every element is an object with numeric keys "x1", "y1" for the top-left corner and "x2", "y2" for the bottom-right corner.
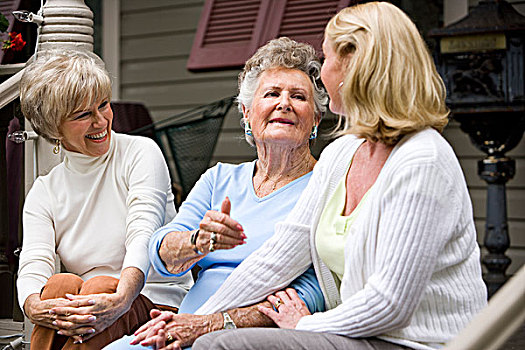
[
  {"x1": 0, "y1": 318, "x2": 522, "y2": 349},
  {"x1": 0, "y1": 319, "x2": 23, "y2": 348}
]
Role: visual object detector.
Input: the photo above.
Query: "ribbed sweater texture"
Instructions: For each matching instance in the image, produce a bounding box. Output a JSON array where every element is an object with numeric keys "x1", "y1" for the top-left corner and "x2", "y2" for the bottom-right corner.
[{"x1": 196, "y1": 129, "x2": 487, "y2": 349}]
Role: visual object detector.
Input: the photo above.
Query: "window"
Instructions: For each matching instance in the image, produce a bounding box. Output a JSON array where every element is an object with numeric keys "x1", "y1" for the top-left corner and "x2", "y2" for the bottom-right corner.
[{"x1": 187, "y1": 0, "x2": 354, "y2": 71}]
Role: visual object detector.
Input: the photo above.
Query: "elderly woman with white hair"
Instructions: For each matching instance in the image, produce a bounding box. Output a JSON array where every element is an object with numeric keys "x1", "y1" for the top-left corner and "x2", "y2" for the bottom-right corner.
[
  {"x1": 103, "y1": 37, "x2": 328, "y2": 349},
  {"x1": 17, "y1": 51, "x2": 193, "y2": 349},
  {"x1": 191, "y1": 2, "x2": 487, "y2": 350}
]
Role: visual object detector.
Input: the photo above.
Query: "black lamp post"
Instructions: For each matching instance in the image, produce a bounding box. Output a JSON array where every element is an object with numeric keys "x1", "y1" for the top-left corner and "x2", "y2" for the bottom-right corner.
[{"x1": 430, "y1": 0, "x2": 525, "y2": 297}]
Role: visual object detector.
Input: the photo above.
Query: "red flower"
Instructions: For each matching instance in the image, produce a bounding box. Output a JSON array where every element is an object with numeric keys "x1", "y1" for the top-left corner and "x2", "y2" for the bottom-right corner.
[{"x1": 2, "y1": 32, "x2": 26, "y2": 52}]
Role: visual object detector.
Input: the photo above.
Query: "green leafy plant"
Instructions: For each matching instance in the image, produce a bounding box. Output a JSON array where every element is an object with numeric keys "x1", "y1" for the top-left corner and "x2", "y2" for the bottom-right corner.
[
  {"x1": 0, "y1": 13, "x2": 8, "y2": 33},
  {"x1": 0, "y1": 12, "x2": 26, "y2": 52}
]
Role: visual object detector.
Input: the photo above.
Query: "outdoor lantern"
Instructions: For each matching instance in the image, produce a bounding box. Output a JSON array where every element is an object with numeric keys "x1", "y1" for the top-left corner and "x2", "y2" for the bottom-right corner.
[{"x1": 430, "y1": 0, "x2": 525, "y2": 297}]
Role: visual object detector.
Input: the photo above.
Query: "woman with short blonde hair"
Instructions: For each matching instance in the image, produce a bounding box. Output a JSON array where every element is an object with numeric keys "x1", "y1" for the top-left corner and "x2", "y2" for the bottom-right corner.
[
  {"x1": 193, "y1": 3, "x2": 486, "y2": 350},
  {"x1": 20, "y1": 52, "x2": 112, "y2": 143},
  {"x1": 18, "y1": 51, "x2": 192, "y2": 349}
]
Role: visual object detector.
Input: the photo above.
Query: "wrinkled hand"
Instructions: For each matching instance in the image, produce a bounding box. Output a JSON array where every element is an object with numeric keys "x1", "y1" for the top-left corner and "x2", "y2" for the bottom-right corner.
[
  {"x1": 137, "y1": 313, "x2": 221, "y2": 349},
  {"x1": 24, "y1": 294, "x2": 93, "y2": 331},
  {"x1": 197, "y1": 197, "x2": 246, "y2": 253},
  {"x1": 258, "y1": 288, "x2": 311, "y2": 329},
  {"x1": 130, "y1": 309, "x2": 175, "y2": 345},
  {"x1": 51, "y1": 292, "x2": 128, "y2": 343}
]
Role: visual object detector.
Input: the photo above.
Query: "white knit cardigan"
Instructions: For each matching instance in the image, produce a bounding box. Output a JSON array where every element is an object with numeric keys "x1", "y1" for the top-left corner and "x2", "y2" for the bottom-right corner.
[{"x1": 196, "y1": 128, "x2": 487, "y2": 349}]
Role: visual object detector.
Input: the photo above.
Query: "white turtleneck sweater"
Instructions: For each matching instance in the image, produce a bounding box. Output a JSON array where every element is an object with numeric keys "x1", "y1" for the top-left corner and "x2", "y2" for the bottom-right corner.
[
  {"x1": 196, "y1": 129, "x2": 487, "y2": 349},
  {"x1": 18, "y1": 132, "x2": 193, "y2": 310}
]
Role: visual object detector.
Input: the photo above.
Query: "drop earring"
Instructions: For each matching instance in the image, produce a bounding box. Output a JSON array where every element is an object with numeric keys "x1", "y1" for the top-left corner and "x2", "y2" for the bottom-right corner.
[
  {"x1": 244, "y1": 121, "x2": 253, "y2": 137},
  {"x1": 309, "y1": 125, "x2": 318, "y2": 140},
  {"x1": 53, "y1": 139, "x2": 61, "y2": 154}
]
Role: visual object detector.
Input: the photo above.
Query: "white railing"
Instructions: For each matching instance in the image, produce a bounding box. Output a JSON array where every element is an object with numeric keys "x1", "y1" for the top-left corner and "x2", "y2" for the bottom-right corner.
[
  {"x1": 445, "y1": 264, "x2": 525, "y2": 350},
  {"x1": 1, "y1": 0, "x2": 95, "y2": 183}
]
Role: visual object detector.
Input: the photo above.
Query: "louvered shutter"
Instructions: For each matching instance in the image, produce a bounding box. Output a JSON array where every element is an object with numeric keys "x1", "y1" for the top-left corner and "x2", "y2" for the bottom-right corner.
[
  {"x1": 267, "y1": 0, "x2": 353, "y2": 53},
  {"x1": 187, "y1": 0, "x2": 354, "y2": 71},
  {"x1": 0, "y1": 0, "x2": 21, "y2": 63},
  {"x1": 187, "y1": 0, "x2": 274, "y2": 71}
]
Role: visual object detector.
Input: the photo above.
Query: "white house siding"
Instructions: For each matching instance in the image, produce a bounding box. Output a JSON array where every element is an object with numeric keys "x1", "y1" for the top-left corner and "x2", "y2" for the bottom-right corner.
[
  {"x1": 118, "y1": 0, "x2": 524, "y2": 274},
  {"x1": 120, "y1": 0, "x2": 256, "y2": 165}
]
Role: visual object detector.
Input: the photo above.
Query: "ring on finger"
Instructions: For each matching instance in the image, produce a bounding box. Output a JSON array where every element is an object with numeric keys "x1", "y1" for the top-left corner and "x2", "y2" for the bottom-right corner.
[
  {"x1": 274, "y1": 298, "x2": 282, "y2": 309},
  {"x1": 209, "y1": 241, "x2": 215, "y2": 252},
  {"x1": 166, "y1": 332, "x2": 174, "y2": 343},
  {"x1": 210, "y1": 232, "x2": 217, "y2": 244}
]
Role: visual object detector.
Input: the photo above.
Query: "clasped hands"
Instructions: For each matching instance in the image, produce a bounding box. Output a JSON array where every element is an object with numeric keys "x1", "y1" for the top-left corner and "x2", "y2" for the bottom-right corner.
[
  {"x1": 130, "y1": 310, "x2": 219, "y2": 350},
  {"x1": 28, "y1": 292, "x2": 127, "y2": 344},
  {"x1": 131, "y1": 288, "x2": 311, "y2": 349}
]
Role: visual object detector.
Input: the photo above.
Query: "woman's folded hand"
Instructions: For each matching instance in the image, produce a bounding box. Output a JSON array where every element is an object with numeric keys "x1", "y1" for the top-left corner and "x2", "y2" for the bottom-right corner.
[
  {"x1": 131, "y1": 309, "x2": 174, "y2": 345},
  {"x1": 51, "y1": 292, "x2": 128, "y2": 342},
  {"x1": 258, "y1": 288, "x2": 311, "y2": 329}
]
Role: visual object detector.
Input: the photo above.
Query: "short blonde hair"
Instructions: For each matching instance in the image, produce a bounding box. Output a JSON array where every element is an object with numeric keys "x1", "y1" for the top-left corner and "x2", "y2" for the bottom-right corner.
[
  {"x1": 325, "y1": 2, "x2": 449, "y2": 144},
  {"x1": 20, "y1": 51, "x2": 112, "y2": 142}
]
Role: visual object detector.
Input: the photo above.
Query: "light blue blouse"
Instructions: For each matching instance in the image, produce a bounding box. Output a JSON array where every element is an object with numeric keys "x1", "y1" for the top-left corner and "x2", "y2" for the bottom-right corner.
[
  {"x1": 150, "y1": 160, "x2": 324, "y2": 314},
  {"x1": 103, "y1": 161, "x2": 324, "y2": 349}
]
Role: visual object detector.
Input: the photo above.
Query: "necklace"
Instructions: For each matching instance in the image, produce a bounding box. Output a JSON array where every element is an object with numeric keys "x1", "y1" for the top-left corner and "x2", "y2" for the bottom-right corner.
[{"x1": 253, "y1": 156, "x2": 315, "y2": 197}]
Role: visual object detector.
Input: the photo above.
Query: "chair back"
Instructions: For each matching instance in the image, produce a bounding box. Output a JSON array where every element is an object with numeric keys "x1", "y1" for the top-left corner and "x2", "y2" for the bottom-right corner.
[
  {"x1": 153, "y1": 97, "x2": 234, "y2": 199},
  {"x1": 126, "y1": 97, "x2": 235, "y2": 202},
  {"x1": 111, "y1": 102, "x2": 154, "y2": 137}
]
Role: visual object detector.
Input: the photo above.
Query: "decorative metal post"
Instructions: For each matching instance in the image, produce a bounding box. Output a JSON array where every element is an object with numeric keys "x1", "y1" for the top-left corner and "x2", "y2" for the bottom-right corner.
[{"x1": 430, "y1": 0, "x2": 525, "y2": 297}]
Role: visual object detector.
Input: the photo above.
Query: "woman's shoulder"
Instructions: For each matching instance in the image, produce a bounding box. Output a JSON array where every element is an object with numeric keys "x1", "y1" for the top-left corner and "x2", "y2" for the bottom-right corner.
[
  {"x1": 316, "y1": 134, "x2": 362, "y2": 169},
  {"x1": 394, "y1": 128, "x2": 457, "y2": 165},
  {"x1": 113, "y1": 132, "x2": 159, "y2": 152},
  {"x1": 204, "y1": 161, "x2": 254, "y2": 180}
]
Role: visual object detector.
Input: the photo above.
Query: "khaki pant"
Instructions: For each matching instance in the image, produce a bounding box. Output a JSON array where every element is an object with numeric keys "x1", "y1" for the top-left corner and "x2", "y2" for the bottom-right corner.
[
  {"x1": 193, "y1": 328, "x2": 411, "y2": 350},
  {"x1": 31, "y1": 273, "x2": 155, "y2": 350}
]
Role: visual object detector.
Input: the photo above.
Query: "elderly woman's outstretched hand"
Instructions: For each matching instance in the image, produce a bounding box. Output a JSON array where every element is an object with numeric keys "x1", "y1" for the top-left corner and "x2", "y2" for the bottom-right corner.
[
  {"x1": 197, "y1": 197, "x2": 246, "y2": 253},
  {"x1": 258, "y1": 288, "x2": 311, "y2": 329}
]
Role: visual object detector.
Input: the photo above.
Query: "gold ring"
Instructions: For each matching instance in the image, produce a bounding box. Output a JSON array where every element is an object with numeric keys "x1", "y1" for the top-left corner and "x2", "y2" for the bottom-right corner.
[
  {"x1": 274, "y1": 298, "x2": 282, "y2": 309},
  {"x1": 166, "y1": 332, "x2": 174, "y2": 343}
]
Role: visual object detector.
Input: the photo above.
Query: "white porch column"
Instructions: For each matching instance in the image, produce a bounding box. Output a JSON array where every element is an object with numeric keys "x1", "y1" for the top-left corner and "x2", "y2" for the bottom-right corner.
[
  {"x1": 23, "y1": 0, "x2": 95, "y2": 188},
  {"x1": 39, "y1": 0, "x2": 94, "y2": 52}
]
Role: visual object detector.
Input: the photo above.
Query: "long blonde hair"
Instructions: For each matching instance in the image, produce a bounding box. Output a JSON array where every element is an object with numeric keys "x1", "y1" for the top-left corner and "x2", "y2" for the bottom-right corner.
[{"x1": 325, "y1": 2, "x2": 449, "y2": 144}]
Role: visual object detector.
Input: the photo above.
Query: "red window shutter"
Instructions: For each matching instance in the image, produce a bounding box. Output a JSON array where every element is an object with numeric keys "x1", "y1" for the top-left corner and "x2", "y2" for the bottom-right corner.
[
  {"x1": 267, "y1": 0, "x2": 353, "y2": 53},
  {"x1": 187, "y1": 0, "x2": 274, "y2": 71},
  {"x1": 0, "y1": 0, "x2": 22, "y2": 63},
  {"x1": 187, "y1": 0, "x2": 354, "y2": 71}
]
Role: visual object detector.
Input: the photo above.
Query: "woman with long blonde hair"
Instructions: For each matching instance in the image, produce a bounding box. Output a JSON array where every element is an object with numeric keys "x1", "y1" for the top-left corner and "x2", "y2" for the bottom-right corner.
[{"x1": 192, "y1": 3, "x2": 486, "y2": 349}]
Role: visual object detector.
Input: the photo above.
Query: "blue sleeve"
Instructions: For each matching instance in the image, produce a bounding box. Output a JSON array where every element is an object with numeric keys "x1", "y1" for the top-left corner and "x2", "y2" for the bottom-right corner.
[
  {"x1": 288, "y1": 266, "x2": 325, "y2": 313},
  {"x1": 148, "y1": 166, "x2": 217, "y2": 277}
]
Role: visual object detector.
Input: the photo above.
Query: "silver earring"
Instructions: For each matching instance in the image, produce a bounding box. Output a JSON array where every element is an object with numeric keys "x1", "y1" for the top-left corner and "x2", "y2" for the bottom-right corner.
[{"x1": 309, "y1": 125, "x2": 318, "y2": 140}]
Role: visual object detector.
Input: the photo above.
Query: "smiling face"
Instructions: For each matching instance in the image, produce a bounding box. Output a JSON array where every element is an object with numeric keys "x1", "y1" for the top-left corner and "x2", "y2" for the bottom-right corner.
[
  {"x1": 243, "y1": 68, "x2": 318, "y2": 148},
  {"x1": 321, "y1": 38, "x2": 348, "y2": 115},
  {"x1": 60, "y1": 99, "x2": 113, "y2": 157}
]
